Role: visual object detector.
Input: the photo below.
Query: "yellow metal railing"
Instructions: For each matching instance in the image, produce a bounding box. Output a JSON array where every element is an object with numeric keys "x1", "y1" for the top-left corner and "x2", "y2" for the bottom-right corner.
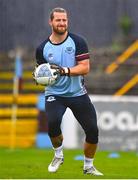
[
  {"x1": 105, "y1": 40, "x2": 138, "y2": 74},
  {"x1": 114, "y1": 74, "x2": 138, "y2": 96},
  {"x1": 105, "y1": 40, "x2": 138, "y2": 96}
]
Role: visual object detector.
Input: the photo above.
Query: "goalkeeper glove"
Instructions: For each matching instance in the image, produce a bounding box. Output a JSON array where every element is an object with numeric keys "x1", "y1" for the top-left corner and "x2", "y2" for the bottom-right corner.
[
  {"x1": 32, "y1": 64, "x2": 39, "y2": 85},
  {"x1": 50, "y1": 64, "x2": 70, "y2": 76}
]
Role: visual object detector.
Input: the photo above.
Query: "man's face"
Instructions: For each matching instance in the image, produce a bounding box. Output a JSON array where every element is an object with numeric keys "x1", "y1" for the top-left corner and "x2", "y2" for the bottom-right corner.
[{"x1": 49, "y1": 12, "x2": 68, "y2": 35}]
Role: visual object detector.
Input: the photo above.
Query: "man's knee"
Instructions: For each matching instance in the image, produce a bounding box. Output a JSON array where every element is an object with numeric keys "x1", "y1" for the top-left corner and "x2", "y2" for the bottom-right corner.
[
  {"x1": 48, "y1": 127, "x2": 61, "y2": 138},
  {"x1": 85, "y1": 127, "x2": 99, "y2": 144},
  {"x1": 48, "y1": 120, "x2": 61, "y2": 138}
]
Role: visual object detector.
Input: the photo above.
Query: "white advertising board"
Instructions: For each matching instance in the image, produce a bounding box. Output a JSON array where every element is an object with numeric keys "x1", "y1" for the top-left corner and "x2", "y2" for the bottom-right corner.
[{"x1": 62, "y1": 95, "x2": 138, "y2": 150}]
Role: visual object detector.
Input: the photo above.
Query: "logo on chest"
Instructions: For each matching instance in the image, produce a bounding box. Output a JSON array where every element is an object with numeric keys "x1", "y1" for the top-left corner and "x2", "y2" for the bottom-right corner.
[
  {"x1": 47, "y1": 96, "x2": 56, "y2": 102},
  {"x1": 48, "y1": 53, "x2": 54, "y2": 61},
  {"x1": 65, "y1": 47, "x2": 74, "y2": 54}
]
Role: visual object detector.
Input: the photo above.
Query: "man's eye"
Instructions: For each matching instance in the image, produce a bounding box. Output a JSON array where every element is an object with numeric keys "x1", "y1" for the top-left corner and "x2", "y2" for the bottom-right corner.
[{"x1": 56, "y1": 19, "x2": 67, "y2": 22}]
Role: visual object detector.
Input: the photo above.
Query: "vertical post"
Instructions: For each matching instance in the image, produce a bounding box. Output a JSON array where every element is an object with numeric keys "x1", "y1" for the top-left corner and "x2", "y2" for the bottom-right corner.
[{"x1": 10, "y1": 55, "x2": 22, "y2": 149}]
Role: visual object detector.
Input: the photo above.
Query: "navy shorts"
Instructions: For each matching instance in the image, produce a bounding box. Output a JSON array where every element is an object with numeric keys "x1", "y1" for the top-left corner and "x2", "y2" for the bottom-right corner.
[{"x1": 45, "y1": 94, "x2": 99, "y2": 144}]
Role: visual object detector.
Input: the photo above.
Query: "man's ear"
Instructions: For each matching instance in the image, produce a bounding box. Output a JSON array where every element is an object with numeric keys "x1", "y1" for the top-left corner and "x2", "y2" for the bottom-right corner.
[{"x1": 49, "y1": 19, "x2": 52, "y2": 26}]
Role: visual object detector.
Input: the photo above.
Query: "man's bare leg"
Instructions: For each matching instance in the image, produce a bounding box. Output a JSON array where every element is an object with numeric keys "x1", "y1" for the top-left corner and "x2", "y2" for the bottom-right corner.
[
  {"x1": 48, "y1": 134, "x2": 64, "y2": 172},
  {"x1": 83, "y1": 142, "x2": 103, "y2": 175},
  {"x1": 50, "y1": 134, "x2": 63, "y2": 148},
  {"x1": 84, "y1": 142, "x2": 97, "y2": 158}
]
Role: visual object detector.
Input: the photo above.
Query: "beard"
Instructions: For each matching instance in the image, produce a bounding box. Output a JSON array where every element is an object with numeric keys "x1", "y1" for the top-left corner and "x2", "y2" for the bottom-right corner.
[{"x1": 52, "y1": 25, "x2": 68, "y2": 35}]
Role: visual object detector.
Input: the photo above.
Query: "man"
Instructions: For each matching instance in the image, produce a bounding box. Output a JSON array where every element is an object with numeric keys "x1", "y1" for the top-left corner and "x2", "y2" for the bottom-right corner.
[{"x1": 35, "y1": 7, "x2": 103, "y2": 176}]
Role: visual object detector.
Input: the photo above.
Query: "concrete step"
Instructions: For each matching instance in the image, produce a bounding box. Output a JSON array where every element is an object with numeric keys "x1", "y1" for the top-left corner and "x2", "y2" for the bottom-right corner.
[
  {"x1": 0, "y1": 94, "x2": 37, "y2": 104},
  {"x1": 0, "y1": 119, "x2": 38, "y2": 148},
  {"x1": 0, "y1": 108, "x2": 38, "y2": 118}
]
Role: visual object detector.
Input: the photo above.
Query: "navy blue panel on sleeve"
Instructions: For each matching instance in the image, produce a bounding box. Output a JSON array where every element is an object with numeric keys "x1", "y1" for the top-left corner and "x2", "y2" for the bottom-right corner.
[
  {"x1": 36, "y1": 39, "x2": 48, "y2": 65},
  {"x1": 69, "y1": 33, "x2": 90, "y2": 61}
]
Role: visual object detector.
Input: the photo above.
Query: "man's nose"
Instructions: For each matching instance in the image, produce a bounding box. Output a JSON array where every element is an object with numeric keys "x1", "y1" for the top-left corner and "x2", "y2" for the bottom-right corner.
[{"x1": 60, "y1": 20, "x2": 65, "y2": 24}]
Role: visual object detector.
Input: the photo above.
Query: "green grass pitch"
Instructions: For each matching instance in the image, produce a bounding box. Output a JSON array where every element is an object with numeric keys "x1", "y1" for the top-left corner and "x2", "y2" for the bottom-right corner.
[{"x1": 0, "y1": 148, "x2": 138, "y2": 179}]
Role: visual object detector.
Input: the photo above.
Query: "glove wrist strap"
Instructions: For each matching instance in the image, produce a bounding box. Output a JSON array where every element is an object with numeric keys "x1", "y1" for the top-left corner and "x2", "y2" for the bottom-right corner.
[
  {"x1": 64, "y1": 67, "x2": 70, "y2": 76},
  {"x1": 67, "y1": 67, "x2": 70, "y2": 76}
]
